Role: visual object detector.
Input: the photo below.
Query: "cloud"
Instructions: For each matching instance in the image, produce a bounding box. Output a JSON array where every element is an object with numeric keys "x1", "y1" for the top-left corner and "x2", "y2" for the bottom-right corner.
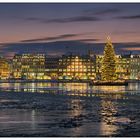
[
  {"x1": 121, "y1": 47, "x2": 140, "y2": 51},
  {"x1": 0, "y1": 43, "x2": 13, "y2": 51},
  {"x1": 21, "y1": 8, "x2": 122, "y2": 24},
  {"x1": 46, "y1": 51, "x2": 64, "y2": 56},
  {"x1": 1, "y1": 52, "x2": 16, "y2": 59},
  {"x1": 21, "y1": 34, "x2": 79, "y2": 42},
  {"x1": 20, "y1": 32, "x2": 98, "y2": 43},
  {"x1": 24, "y1": 15, "x2": 100, "y2": 24},
  {"x1": 120, "y1": 43, "x2": 140, "y2": 51},
  {"x1": 77, "y1": 38, "x2": 99, "y2": 42},
  {"x1": 112, "y1": 31, "x2": 140, "y2": 35},
  {"x1": 46, "y1": 16, "x2": 99, "y2": 23},
  {"x1": 96, "y1": 8, "x2": 121, "y2": 15},
  {"x1": 84, "y1": 8, "x2": 121, "y2": 16},
  {"x1": 116, "y1": 14, "x2": 140, "y2": 20},
  {"x1": 2, "y1": 41, "x2": 140, "y2": 59},
  {"x1": 15, "y1": 8, "x2": 122, "y2": 24},
  {"x1": 21, "y1": 33, "x2": 84, "y2": 43}
]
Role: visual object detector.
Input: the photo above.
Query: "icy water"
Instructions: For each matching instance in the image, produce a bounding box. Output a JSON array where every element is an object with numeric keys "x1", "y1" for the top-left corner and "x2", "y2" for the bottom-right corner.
[{"x1": 0, "y1": 82, "x2": 140, "y2": 137}]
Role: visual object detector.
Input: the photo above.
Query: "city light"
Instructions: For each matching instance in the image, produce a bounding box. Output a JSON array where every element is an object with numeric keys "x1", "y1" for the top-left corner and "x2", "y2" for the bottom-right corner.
[{"x1": 0, "y1": 39, "x2": 139, "y2": 81}]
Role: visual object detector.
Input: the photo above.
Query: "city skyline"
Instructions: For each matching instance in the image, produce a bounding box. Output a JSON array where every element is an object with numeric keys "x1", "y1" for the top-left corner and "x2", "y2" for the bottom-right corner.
[{"x1": 1, "y1": 3, "x2": 140, "y2": 58}]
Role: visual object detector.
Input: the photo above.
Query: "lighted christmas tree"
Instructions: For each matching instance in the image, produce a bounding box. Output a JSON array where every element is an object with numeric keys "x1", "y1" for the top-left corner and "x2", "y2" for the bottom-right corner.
[{"x1": 101, "y1": 36, "x2": 116, "y2": 81}]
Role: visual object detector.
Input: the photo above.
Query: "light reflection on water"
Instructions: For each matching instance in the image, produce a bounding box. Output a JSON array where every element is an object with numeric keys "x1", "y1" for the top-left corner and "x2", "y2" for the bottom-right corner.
[
  {"x1": 100, "y1": 99, "x2": 118, "y2": 136},
  {"x1": 0, "y1": 82, "x2": 139, "y2": 136},
  {"x1": 0, "y1": 82, "x2": 139, "y2": 95}
]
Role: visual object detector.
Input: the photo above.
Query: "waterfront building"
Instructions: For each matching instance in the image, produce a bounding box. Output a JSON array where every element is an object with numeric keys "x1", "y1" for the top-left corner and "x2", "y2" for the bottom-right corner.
[
  {"x1": 95, "y1": 55, "x2": 103, "y2": 80},
  {"x1": 113, "y1": 54, "x2": 140, "y2": 80},
  {"x1": 45, "y1": 56, "x2": 60, "y2": 79},
  {"x1": 58, "y1": 53, "x2": 96, "y2": 80},
  {"x1": 0, "y1": 57, "x2": 10, "y2": 79},
  {"x1": 11, "y1": 52, "x2": 140, "y2": 80},
  {"x1": 12, "y1": 54, "x2": 45, "y2": 79},
  {"x1": 12, "y1": 53, "x2": 96, "y2": 80},
  {"x1": 116, "y1": 54, "x2": 131, "y2": 80},
  {"x1": 129, "y1": 55, "x2": 140, "y2": 79},
  {"x1": 12, "y1": 54, "x2": 22, "y2": 79}
]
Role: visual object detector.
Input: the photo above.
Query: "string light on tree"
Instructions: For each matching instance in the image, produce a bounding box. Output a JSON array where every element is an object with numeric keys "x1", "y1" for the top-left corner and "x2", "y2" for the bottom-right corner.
[{"x1": 101, "y1": 36, "x2": 117, "y2": 81}]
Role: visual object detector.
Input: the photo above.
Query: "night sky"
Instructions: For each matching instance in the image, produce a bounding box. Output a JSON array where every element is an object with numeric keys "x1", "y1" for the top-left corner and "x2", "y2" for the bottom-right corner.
[{"x1": 1, "y1": 3, "x2": 140, "y2": 58}]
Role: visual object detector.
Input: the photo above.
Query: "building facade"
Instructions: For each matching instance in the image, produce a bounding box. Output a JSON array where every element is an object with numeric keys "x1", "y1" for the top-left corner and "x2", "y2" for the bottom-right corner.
[
  {"x1": 45, "y1": 56, "x2": 60, "y2": 79},
  {"x1": 12, "y1": 54, "x2": 46, "y2": 79},
  {"x1": 129, "y1": 55, "x2": 140, "y2": 80},
  {"x1": 116, "y1": 55, "x2": 131, "y2": 80},
  {"x1": 10, "y1": 53, "x2": 140, "y2": 80},
  {"x1": 58, "y1": 54, "x2": 96, "y2": 80},
  {"x1": 0, "y1": 57, "x2": 11, "y2": 79}
]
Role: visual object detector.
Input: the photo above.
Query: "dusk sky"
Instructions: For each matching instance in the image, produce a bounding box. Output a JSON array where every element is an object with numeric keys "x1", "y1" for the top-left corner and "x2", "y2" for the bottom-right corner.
[{"x1": 1, "y1": 3, "x2": 140, "y2": 58}]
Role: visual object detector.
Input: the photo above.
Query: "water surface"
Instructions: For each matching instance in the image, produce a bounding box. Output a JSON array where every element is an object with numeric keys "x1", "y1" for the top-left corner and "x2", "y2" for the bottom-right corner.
[{"x1": 0, "y1": 82, "x2": 139, "y2": 137}]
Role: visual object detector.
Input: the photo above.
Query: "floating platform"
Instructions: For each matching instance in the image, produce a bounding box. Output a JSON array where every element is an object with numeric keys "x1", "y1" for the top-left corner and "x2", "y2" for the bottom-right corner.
[{"x1": 89, "y1": 81, "x2": 129, "y2": 86}]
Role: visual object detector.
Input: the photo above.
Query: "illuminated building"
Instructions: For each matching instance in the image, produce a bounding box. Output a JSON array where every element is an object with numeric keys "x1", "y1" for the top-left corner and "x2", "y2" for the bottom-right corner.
[
  {"x1": 116, "y1": 55, "x2": 130, "y2": 80},
  {"x1": 12, "y1": 54, "x2": 22, "y2": 79},
  {"x1": 8, "y1": 36, "x2": 140, "y2": 81},
  {"x1": 45, "y1": 56, "x2": 60, "y2": 79},
  {"x1": 0, "y1": 57, "x2": 10, "y2": 79},
  {"x1": 58, "y1": 53, "x2": 96, "y2": 80},
  {"x1": 112, "y1": 54, "x2": 140, "y2": 80},
  {"x1": 11, "y1": 52, "x2": 140, "y2": 81},
  {"x1": 12, "y1": 54, "x2": 45, "y2": 79},
  {"x1": 96, "y1": 55, "x2": 103, "y2": 80},
  {"x1": 130, "y1": 55, "x2": 140, "y2": 79}
]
